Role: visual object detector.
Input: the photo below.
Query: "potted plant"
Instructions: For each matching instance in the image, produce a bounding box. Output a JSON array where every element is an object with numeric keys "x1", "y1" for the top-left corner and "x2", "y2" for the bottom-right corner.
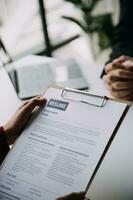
[{"x1": 62, "y1": 0, "x2": 114, "y2": 59}]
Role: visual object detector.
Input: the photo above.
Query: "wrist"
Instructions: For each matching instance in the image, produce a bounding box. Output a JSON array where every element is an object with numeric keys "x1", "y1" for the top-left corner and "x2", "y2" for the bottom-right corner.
[
  {"x1": 3, "y1": 124, "x2": 11, "y2": 135},
  {"x1": 0, "y1": 126, "x2": 9, "y2": 143},
  {"x1": 3, "y1": 124, "x2": 14, "y2": 145},
  {"x1": 3, "y1": 122, "x2": 20, "y2": 145}
]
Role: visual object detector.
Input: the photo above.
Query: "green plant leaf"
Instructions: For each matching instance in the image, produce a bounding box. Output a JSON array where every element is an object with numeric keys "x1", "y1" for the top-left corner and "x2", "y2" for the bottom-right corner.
[
  {"x1": 63, "y1": 0, "x2": 115, "y2": 50},
  {"x1": 64, "y1": 0, "x2": 81, "y2": 5},
  {"x1": 64, "y1": 0, "x2": 102, "y2": 12},
  {"x1": 98, "y1": 31, "x2": 111, "y2": 50}
]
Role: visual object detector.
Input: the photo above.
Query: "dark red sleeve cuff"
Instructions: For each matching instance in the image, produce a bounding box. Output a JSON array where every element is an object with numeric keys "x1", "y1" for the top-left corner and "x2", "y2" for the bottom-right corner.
[
  {"x1": 0, "y1": 126, "x2": 5, "y2": 134},
  {"x1": 0, "y1": 126, "x2": 9, "y2": 165}
]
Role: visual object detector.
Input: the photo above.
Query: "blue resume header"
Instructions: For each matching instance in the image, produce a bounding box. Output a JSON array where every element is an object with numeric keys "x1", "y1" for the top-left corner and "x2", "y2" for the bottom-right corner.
[{"x1": 47, "y1": 99, "x2": 69, "y2": 111}]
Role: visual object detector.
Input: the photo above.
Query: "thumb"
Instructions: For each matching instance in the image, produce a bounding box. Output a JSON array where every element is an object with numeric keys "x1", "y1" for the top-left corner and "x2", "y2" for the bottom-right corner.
[
  {"x1": 22, "y1": 96, "x2": 47, "y2": 113},
  {"x1": 56, "y1": 192, "x2": 85, "y2": 200}
]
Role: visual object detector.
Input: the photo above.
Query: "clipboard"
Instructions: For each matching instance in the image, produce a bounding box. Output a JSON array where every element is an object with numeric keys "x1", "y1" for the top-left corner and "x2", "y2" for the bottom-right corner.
[
  {"x1": 0, "y1": 86, "x2": 130, "y2": 200},
  {"x1": 61, "y1": 88, "x2": 107, "y2": 107},
  {"x1": 60, "y1": 87, "x2": 129, "y2": 194},
  {"x1": 84, "y1": 106, "x2": 133, "y2": 200}
]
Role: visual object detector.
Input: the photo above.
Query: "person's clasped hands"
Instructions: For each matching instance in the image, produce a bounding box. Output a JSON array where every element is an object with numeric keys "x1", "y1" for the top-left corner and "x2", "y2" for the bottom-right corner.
[{"x1": 103, "y1": 55, "x2": 133, "y2": 101}]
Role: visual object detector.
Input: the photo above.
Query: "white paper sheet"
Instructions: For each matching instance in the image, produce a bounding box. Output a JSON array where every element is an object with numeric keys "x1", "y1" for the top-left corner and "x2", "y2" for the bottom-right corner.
[
  {"x1": 85, "y1": 105, "x2": 133, "y2": 200},
  {"x1": 0, "y1": 87, "x2": 127, "y2": 200}
]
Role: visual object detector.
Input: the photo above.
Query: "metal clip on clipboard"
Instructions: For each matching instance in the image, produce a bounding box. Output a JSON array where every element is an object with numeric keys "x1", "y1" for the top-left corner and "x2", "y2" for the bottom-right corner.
[{"x1": 61, "y1": 88, "x2": 107, "y2": 107}]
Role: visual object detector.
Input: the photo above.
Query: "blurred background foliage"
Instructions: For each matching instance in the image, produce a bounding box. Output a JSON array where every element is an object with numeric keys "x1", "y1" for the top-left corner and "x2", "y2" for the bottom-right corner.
[{"x1": 62, "y1": 0, "x2": 114, "y2": 50}]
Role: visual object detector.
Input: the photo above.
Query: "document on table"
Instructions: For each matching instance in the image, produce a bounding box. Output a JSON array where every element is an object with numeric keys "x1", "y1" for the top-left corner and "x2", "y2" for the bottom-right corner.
[{"x1": 0, "y1": 87, "x2": 127, "y2": 200}]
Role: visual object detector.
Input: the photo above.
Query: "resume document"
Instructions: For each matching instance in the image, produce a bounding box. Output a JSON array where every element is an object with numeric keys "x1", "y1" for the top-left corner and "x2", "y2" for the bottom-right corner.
[{"x1": 0, "y1": 87, "x2": 127, "y2": 200}]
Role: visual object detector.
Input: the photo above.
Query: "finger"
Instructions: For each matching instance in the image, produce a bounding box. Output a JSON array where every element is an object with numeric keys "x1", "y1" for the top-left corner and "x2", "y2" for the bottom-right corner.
[
  {"x1": 110, "y1": 69, "x2": 133, "y2": 79},
  {"x1": 105, "y1": 62, "x2": 133, "y2": 74},
  {"x1": 22, "y1": 96, "x2": 46, "y2": 113},
  {"x1": 105, "y1": 56, "x2": 133, "y2": 73},
  {"x1": 18, "y1": 96, "x2": 43, "y2": 110},
  {"x1": 103, "y1": 74, "x2": 117, "y2": 85},
  {"x1": 111, "y1": 80, "x2": 133, "y2": 90},
  {"x1": 105, "y1": 63, "x2": 122, "y2": 73},
  {"x1": 111, "y1": 91, "x2": 133, "y2": 101},
  {"x1": 56, "y1": 192, "x2": 85, "y2": 200},
  {"x1": 105, "y1": 83, "x2": 133, "y2": 101},
  {"x1": 18, "y1": 101, "x2": 29, "y2": 110},
  {"x1": 122, "y1": 93, "x2": 133, "y2": 101},
  {"x1": 105, "y1": 55, "x2": 131, "y2": 74},
  {"x1": 122, "y1": 60, "x2": 133, "y2": 72},
  {"x1": 103, "y1": 74, "x2": 111, "y2": 85},
  {"x1": 103, "y1": 70, "x2": 133, "y2": 85},
  {"x1": 105, "y1": 84, "x2": 113, "y2": 91},
  {"x1": 110, "y1": 89, "x2": 133, "y2": 99},
  {"x1": 113, "y1": 55, "x2": 131, "y2": 64},
  {"x1": 105, "y1": 62, "x2": 113, "y2": 74}
]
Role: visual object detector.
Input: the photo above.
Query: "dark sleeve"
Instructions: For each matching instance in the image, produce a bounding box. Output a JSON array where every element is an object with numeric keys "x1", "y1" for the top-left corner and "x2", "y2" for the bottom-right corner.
[
  {"x1": 109, "y1": 0, "x2": 133, "y2": 62},
  {"x1": 0, "y1": 127, "x2": 9, "y2": 165},
  {"x1": 101, "y1": 0, "x2": 133, "y2": 77}
]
